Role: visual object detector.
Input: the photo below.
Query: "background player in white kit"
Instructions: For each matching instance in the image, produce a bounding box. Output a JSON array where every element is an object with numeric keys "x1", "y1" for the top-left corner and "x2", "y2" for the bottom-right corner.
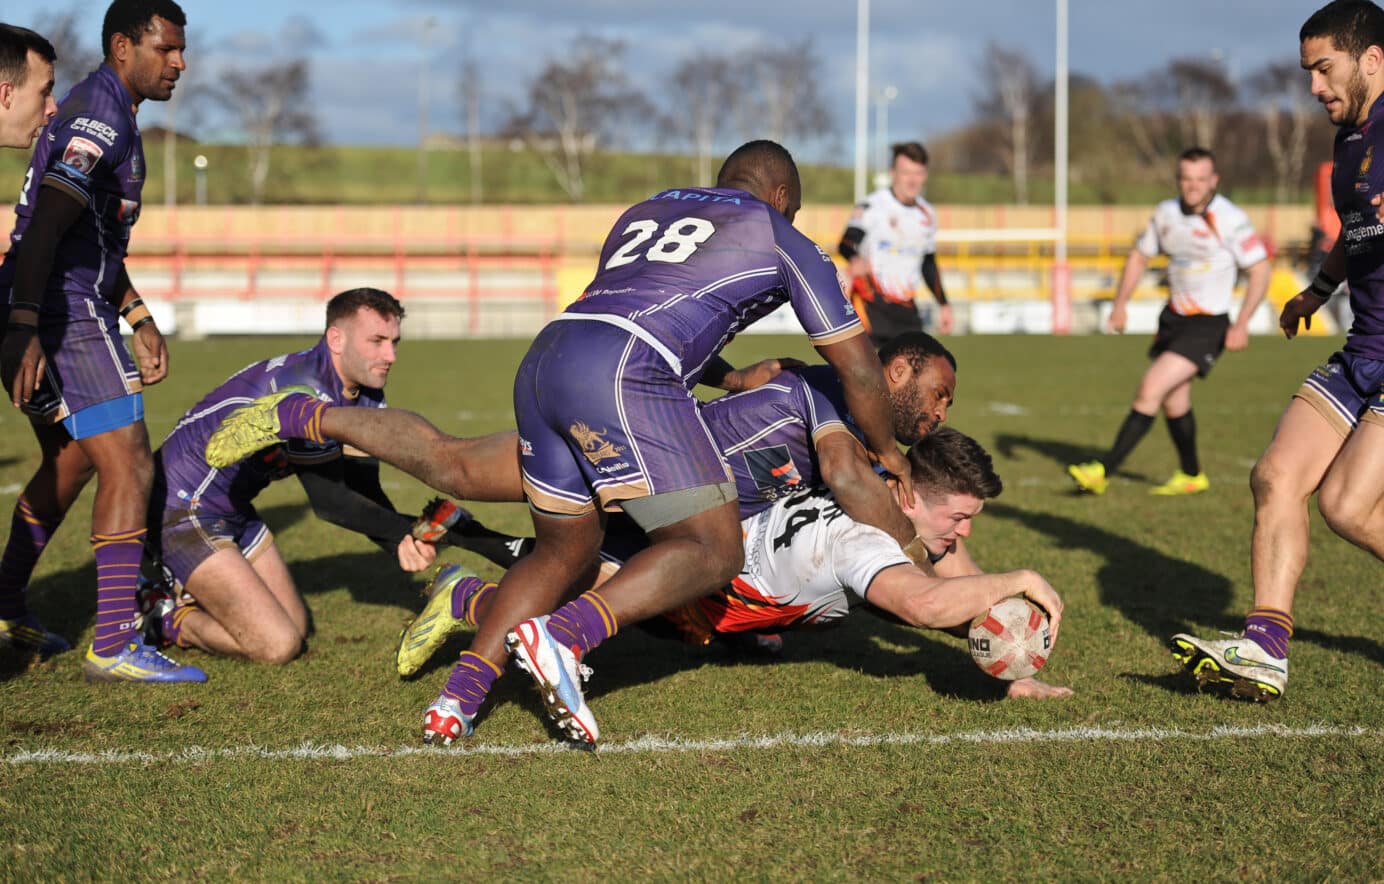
[
  {"x1": 839, "y1": 141, "x2": 953, "y2": 343},
  {"x1": 1068, "y1": 147, "x2": 1271, "y2": 496}
]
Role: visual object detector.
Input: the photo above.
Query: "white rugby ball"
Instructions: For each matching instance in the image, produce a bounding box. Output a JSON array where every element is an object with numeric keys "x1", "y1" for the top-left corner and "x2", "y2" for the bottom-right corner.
[{"x1": 968, "y1": 597, "x2": 1052, "y2": 680}]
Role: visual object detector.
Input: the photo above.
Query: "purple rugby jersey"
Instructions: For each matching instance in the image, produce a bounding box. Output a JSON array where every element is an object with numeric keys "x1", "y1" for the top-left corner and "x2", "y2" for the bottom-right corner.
[
  {"x1": 563, "y1": 187, "x2": 862, "y2": 384},
  {"x1": 701, "y1": 365, "x2": 862, "y2": 518},
  {"x1": 0, "y1": 65, "x2": 148, "y2": 316},
  {"x1": 1332, "y1": 93, "x2": 1384, "y2": 358},
  {"x1": 154, "y1": 339, "x2": 385, "y2": 515}
]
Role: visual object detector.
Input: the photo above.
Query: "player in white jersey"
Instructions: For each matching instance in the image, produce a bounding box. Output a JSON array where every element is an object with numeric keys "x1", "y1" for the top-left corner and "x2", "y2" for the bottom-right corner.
[
  {"x1": 1069, "y1": 147, "x2": 1271, "y2": 496},
  {"x1": 407, "y1": 429, "x2": 1070, "y2": 702},
  {"x1": 839, "y1": 141, "x2": 953, "y2": 343}
]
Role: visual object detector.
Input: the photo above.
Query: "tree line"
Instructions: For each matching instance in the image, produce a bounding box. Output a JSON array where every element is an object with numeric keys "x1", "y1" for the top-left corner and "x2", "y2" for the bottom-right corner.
[{"x1": 28, "y1": 10, "x2": 1330, "y2": 206}]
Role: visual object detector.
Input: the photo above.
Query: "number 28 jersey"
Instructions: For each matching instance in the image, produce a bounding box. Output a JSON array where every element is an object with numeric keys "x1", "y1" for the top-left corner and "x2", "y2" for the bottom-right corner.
[{"x1": 566, "y1": 187, "x2": 863, "y2": 385}]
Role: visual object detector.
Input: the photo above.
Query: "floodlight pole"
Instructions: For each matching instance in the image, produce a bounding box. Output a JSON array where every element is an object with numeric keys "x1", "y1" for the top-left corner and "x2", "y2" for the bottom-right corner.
[
  {"x1": 1052, "y1": 0, "x2": 1072, "y2": 333},
  {"x1": 854, "y1": 0, "x2": 870, "y2": 204}
]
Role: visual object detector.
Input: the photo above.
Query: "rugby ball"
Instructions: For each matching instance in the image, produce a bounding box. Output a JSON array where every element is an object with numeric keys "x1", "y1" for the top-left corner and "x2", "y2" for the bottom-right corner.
[{"x1": 968, "y1": 597, "x2": 1051, "y2": 680}]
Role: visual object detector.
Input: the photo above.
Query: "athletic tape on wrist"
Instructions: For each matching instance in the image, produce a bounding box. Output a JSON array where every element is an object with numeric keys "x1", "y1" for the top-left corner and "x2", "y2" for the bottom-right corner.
[{"x1": 1308, "y1": 272, "x2": 1339, "y2": 300}]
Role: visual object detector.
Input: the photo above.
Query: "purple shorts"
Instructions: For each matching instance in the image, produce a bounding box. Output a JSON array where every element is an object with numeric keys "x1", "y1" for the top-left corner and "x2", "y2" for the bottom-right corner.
[
  {"x1": 1296, "y1": 350, "x2": 1384, "y2": 437},
  {"x1": 25, "y1": 305, "x2": 142, "y2": 428},
  {"x1": 513, "y1": 317, "x2": 732, "y2": 516},
  {"x1": 155, "y1": 506, "x2": 271, "y2": 587}
]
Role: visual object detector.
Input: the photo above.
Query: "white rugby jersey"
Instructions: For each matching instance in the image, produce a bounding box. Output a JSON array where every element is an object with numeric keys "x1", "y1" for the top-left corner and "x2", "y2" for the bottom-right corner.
[
  {"x1": 728, "y1": 485, "x2": 912, "y2": 628},
  {"x1": 1133, "y1": 193, "x2": 1267, "y2": 316},
  {"x1": 846, "y1": 186, "x2": 940, "y2": 304}
]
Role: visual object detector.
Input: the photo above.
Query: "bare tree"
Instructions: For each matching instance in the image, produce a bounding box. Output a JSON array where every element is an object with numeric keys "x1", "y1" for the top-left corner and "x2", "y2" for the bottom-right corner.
[
  {"x1": 212, "y1": 60, "x2": 318, "y2": 204},
  {"x1": 737, "y1": 39, "x2": 831, "y2": 146},
  {"x1": 505, "y1": 37, "x2": 650, "y2": 202},
  {"x1": 32, "y1": 8, "x2": 102, "y2": 95},
  {"x1": 1156, "y1": 57, "x2": 1238, "y2": 149},
  {"x1": 1251, "y1": 61, "x2": 1317, "y2": 202},
  {"x1": 664, "y1": 52, "x2": 741, "y2": 187},
  {"x1": 977, "y1": 43, "x2": 1039, "y2": 204}
]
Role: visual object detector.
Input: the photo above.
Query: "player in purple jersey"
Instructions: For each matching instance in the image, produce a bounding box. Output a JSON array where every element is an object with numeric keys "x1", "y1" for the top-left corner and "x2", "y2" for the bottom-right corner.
[
  {"x1": 142, "y1": 289, "x2": 434, "y2": 665},
  {"x1": 707, "y1": 332, "x2": 954, "y2": 526},
  {"x1": 1172, "y1": 0, "x2": 1384, "y2": 702},
  {"x1": 0, "y1": 1, "x2": 199, "y2": 681},
  {"x1": 0, "y1": 24, "x2": 57, "y2": 150},
  {"x1": 206, "y1": 141, "x2": 912, "y2": 744}
]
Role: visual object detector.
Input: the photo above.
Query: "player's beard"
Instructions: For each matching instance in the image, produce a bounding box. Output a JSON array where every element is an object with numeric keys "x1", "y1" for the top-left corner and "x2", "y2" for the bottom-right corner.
[
  {"x1": 1339, "y1": 67, "x2": 1371, "y2": 127},
  {"x1": 889, "y1": 384, "x2": 931, "y2": 445}
]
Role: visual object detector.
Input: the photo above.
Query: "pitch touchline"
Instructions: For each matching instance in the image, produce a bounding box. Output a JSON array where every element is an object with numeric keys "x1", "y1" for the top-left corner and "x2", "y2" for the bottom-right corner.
[{"x1": 2, "y1": 724, "x2": 1376, "y2": 766}]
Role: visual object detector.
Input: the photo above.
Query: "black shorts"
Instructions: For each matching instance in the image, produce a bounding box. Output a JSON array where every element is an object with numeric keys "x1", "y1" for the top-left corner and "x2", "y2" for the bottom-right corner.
[
  {"x1": 1148, "y1": 306, "x2": 1229, "y2": 378},
  {"x1": 859, "y1": 297, "x2": 923, "y2": 348}
]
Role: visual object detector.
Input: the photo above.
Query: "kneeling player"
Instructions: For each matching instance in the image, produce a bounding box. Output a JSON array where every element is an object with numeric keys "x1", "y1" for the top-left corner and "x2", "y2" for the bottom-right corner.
[
  {"x1": 406, "y1": 427, "x2": 1069, "y2": 742},
  {"x1": 143, "y1": 289, "x2": 514, "y2": 665}
]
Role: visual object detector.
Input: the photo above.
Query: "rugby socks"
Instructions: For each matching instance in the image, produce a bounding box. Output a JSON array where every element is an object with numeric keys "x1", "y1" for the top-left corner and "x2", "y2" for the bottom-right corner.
[
  {"x1": 442, "y1": 650, "x2": 503, "y2": 718},
  {"x1": 91, "y1": 528, "x2": 146, "y2": 657},
  {"x1": 0, "y1": 495, "x2": 62, "y2": 621},
  {"x1": 1165, "y1": 411, "x2": 1200, "y2": 476},
  {"x1": 160, "y1": 603, "x2": 198, "y2": 649},
  {"x1": 1243, "y1": 606, "x2": 1293, "y2": 659},
  {"x1": 544, "y1": 591, "x2": 619, "y2": 658},
  {"x1": 1103, "y1": 409, "x2": 1155, "y2": 473},
  {"x1": 276, "y1": 394, "x2": 330, "y2": 444},
  {"x1": 450, "y1": 576, "x2": 497, "y2": 627}
]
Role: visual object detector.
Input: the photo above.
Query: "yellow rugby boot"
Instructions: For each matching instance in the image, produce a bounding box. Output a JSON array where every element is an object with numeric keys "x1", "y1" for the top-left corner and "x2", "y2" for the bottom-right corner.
[
  {"x1": 1150, "y1": 470, "x2": 1209, "y2": 496},
  {"x1": 1066, "y1": 461, "x2": 1108, "y2": 495}
]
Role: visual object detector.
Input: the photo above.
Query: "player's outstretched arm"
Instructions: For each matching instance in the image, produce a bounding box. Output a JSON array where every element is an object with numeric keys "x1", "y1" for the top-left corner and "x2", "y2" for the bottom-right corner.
[
  {"x1": 700, "y1": 355, "x2": 806, "y2": 393},
  {"x1": 867, "y1": 565, "x2": 1063, "y2": 640},
  {"x1": 815, "y1": 334, "x2": 913, "y2": 506}
]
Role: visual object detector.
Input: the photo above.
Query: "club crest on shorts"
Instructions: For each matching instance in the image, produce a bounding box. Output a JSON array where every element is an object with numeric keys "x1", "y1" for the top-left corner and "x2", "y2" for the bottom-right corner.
[{"x1": 570, "y1": 421, "x2": 625, "y2": 465}]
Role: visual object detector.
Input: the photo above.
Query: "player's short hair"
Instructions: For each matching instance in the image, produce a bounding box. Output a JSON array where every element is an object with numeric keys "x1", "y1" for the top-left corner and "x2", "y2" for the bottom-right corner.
[
  {"x1": 907, "y1": 427, "x2": 1002, "y2": 502},
  {"x1": 325, "y1": 288, "x2": 405, "y2": 329},
  {"x1": 892, "y1": 142, "x2": 929, "y2": 167},
  {"x1": 1178, "y1": 146, "x2": 1216, "y2": 168},
  {"x1": 0, "y1": 24, "x2": 56, "y2": 87},
  {"x1": 102, "y1": 0, "x2": 186, "y2": 59},
  {"x1": 716, "y1": 140, "x2": 800, "y2": 197},
  {"x1": 878, "y1": 331, "x2": 957, "y2": 373},
  {"x1": 1301, "y1": 0, "x2": 1384, "y2": 58}
]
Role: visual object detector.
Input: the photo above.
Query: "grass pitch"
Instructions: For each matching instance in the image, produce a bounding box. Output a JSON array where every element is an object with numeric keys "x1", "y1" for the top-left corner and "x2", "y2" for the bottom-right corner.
[{"x1": 2, "y1": 333, "x2": 1381, "y2": 879}]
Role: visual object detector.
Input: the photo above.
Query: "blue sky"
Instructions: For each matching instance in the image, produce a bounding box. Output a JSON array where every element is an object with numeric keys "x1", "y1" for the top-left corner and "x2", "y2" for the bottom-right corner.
[{"x1": 2, "y1": 0, "x2": 1319, "y2": 154}]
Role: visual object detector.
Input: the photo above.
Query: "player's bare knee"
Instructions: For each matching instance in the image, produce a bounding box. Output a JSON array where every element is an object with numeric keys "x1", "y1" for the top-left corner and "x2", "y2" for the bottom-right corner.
[
  {"x1": 1250, "y1": 455, "x2": 1306, "y2": 508},
  {"x1": 249, "y1": 632, "x2": 304, "y2": 666}
]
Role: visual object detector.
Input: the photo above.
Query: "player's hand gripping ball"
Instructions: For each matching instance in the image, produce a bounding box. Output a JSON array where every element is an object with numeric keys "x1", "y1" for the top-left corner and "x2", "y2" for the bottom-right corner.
[{"x1": 968, "y1": 597, "x2": 1052, "y2": 680}]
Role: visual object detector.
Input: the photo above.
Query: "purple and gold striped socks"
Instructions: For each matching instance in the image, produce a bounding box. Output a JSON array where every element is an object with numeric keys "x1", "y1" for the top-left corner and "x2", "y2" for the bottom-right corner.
[
  {"x1": 0, "y1": 495, "x2": 61, "y2": 621},
  {"x1": 545, "y1": 591, "x2": 619, "y2": 658},
  {"x1": 443, "y1": 650, "x2": 503, "y2": 719},
  {"x1": 91, "y1": 528, "x2": 146, "y2": 657},
  {"x1": 1243, "y1": 606, "x2": 1293, "y2": 659}
]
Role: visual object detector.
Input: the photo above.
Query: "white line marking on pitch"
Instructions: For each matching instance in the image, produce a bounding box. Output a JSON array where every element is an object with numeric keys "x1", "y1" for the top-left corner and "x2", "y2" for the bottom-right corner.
[{"x1": 3, "y1": 724, "x2": 1376, "y2": 766}]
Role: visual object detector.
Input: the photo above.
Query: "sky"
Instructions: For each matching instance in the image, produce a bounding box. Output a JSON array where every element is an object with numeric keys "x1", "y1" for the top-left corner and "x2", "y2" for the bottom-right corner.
[{"x1": 1, "y1": 0, "x2": 1319, "y2": 158}]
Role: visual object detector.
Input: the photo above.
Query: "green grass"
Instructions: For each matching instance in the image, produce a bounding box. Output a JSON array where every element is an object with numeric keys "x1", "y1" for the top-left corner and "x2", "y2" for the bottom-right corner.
[{"x1": 2, "y1": 334, "x2": 1382, "y2": 879}]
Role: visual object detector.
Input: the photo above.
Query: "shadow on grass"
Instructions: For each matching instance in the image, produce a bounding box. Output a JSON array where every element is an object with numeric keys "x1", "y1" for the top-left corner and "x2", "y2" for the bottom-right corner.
[
  {"x1": 985, "y1": 501, "x2": 1236, "y2": 642},
  {"x1": 582, "y1": 611, "x2": 1011, "y2": 704},
  {"x1": 992, "y1": 433, "x2": 1154, "y2": 485}
]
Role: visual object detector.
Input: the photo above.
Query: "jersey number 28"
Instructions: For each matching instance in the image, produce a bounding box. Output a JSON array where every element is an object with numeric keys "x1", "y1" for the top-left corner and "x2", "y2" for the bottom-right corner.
[{"x1": 604, "y1": 217, "x2": 716, "y2": 269}]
